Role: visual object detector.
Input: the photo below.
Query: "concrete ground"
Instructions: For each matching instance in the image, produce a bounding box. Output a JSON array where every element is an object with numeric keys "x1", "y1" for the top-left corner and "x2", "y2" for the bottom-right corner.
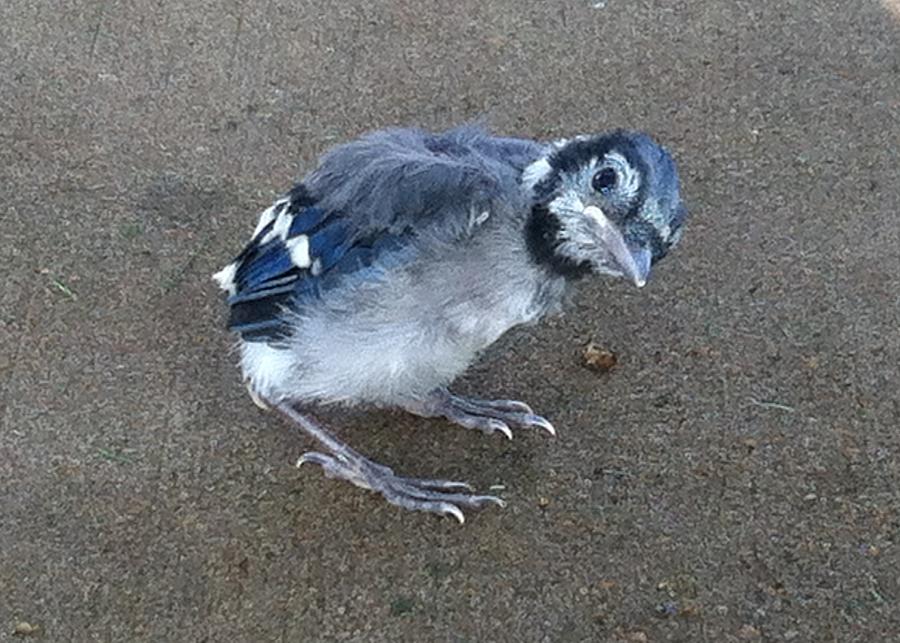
[{"x1": 2, "y1": 0, "x2": 899, "y2": 641}]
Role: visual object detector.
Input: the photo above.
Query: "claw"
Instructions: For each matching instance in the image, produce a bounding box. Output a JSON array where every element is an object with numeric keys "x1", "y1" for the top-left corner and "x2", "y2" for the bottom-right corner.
[
  {"x1": 504, "y1": 400, "x2": 534, "y2": 414},
  {"x1": 296, "y1": 451, "x2": 329, "y2": 467},
  {"x1": 441, "y1": 503, "x2": 466, "y2": 524},
  {"x1": 440, "y1": 481, "x2": 474, "y2": 492},
  {"x1": 487, "y1": 420, "x2": 513, "y2": 440},
  {"x1": 525, "y1": 414, "x2": 556, "y2": 437},
  {"x1": 415, "y1": 390, "x2": 556, "y2": 440}
]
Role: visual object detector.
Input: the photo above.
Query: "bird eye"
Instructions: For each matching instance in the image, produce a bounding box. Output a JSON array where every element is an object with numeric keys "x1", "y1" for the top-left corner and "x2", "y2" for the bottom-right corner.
[{"x1": 591, "y1": 168, "x2": 617, "y2": 192}]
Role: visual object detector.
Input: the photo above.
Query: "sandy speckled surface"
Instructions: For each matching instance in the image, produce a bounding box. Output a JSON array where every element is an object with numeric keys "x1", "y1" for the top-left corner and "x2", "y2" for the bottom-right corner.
[{"x1": 2, "y1": 1, "x2": 899, "y2": 641}]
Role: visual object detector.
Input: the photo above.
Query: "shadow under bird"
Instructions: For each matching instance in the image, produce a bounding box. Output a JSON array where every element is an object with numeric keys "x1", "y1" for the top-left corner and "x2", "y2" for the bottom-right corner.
[{"x1": 214, "y1": 125, "x2": 687, "y2": 522}]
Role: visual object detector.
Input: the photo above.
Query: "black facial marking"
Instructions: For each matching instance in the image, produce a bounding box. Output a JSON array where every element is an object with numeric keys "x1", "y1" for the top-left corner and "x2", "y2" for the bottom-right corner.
[
  {"x1": 532, "y1": 172, "x2": 561, "y2": 203},
  {"x1": 549, "y1": 132, "x2": 643, "y2": 171},
  {"x1": 625, "y1": 220, "x2": 667, "y2": 263},
  {"x1": 546, "y1": 131, "x2": 650, "y2": 216},
  {"x1": 525, "y1": 205, "x2": 592, "y2": 279}
]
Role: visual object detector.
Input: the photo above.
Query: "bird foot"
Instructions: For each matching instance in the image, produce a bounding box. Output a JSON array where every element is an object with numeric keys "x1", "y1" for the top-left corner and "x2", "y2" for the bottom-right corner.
[
  {"x1": 273, "y1": 402, "x2": 503, "y2": 523},
  {"x1": 297, "y1": 451, "x2": 504, "y2": 523},
  {"x1": 408, "y1": 389, "x2": 556, "y2": 440}
]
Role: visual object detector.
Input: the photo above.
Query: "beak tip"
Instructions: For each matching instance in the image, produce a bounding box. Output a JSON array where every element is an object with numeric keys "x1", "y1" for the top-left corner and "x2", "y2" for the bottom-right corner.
[
  {"x1": 583, "y1": 206, "x2": 653, "y2": 288},
  {"x1": 628, "y1": 247, "x2": 652, "y2": 289}
]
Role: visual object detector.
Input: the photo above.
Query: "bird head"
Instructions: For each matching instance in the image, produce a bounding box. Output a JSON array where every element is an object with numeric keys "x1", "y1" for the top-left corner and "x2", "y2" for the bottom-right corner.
[{"x1": 524, "y1": 131, "x2": 687, "y2": 286}]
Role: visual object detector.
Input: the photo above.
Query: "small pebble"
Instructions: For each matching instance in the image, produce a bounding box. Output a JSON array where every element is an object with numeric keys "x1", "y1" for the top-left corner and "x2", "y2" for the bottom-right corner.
[
  {"x1": 680, "y1": 603, "x2": 701, "y2": 617},
  {"x1": 582, "y1": 343, "x2": 618, "y2": 373},
  {"x1": 859, "y1": 544, "x2": 880, "y2": 557},
  {"x1": 14, "y1": 622, "x2": 39, "y2": 636},
  {"x1": 738, "y1": 624, "x2": 761, "y2": 639},
  {"x1": 655, "y1": 600, "x2": 678, "y2": 617}
]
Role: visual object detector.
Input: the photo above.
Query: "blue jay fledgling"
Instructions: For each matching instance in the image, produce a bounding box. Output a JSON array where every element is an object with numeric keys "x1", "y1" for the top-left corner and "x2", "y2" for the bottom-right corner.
[{"x1": 214, "y1": 125, "x2": 686, "y2": 522}]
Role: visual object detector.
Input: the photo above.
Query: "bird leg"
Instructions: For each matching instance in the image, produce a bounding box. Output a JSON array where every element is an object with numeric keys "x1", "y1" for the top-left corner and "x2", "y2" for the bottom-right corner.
[
  {"x1": 271, "y1": 401, "x2": 504, "y2": 523},
  {"x1": 404, "y1": 388, "x2": 556, "y2": 440}
]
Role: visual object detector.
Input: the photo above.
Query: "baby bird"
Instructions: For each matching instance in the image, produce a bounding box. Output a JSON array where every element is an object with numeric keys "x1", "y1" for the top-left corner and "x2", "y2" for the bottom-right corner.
[{"x1": 214, "y1": 125, "x2": 687, "y2": 522}]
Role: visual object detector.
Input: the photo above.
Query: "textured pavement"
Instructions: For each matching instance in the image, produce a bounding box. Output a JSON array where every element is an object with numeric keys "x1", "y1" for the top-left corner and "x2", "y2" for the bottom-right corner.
[{"x1": 2, "y1": 1, "x2": 900, "y2": 641}]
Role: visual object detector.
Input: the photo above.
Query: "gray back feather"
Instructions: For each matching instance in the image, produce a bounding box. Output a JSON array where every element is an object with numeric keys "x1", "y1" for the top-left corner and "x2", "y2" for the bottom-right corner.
[{"x1": 304, "y1": 125, "x2": 543, "y2": 241}]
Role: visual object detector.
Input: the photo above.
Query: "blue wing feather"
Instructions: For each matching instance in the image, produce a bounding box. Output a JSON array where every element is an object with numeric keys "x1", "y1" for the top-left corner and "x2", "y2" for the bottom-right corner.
[
  {"x1": 287, "y1": 206, "x2": 328, "y2": 235},
  {"x1": 234, "y1": 243, "x2": 297, "y2": 293},
  {"x1": 308, "y1": 220, "x2": 354, "y2": 270},
  {"x1": 223, "y1": 185, "x2": 411, "y2": 340}
]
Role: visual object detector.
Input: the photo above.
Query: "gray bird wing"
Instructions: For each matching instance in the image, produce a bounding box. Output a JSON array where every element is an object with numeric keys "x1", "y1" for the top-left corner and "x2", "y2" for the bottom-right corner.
[
  {"x1": 218, "y1": 125, "x2": 542, "y2": 341},
  {"x1": 306, "y1": 124, "x2": 541, "y2": 241}
]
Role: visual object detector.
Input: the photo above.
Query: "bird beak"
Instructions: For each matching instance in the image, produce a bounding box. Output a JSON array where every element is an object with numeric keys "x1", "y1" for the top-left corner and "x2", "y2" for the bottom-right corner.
[{"x1": 583, "y1": 206, "x2": 652, "y2": 288}]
